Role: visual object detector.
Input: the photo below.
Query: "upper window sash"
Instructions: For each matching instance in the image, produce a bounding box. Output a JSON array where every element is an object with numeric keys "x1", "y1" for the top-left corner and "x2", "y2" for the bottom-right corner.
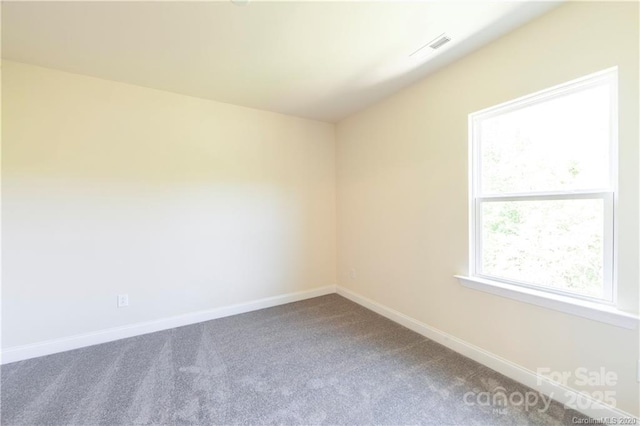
[{"x1": 470, "y1": 67, "x2": 618, "y2": 198}]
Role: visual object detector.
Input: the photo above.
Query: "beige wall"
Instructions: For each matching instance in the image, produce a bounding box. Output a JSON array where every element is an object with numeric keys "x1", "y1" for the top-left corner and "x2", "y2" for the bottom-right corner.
[
  {"x1": 2, "y1": 60, "x2": 336, "y2": 348},
  {"x1": 336, "y1": 2, "x2": 639, "y2": 416}
]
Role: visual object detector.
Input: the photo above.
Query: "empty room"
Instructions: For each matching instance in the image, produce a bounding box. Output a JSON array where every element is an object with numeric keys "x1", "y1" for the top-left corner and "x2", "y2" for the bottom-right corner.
[{"x1": 1, "y1": 1, "x2": 638, "y2": 425}]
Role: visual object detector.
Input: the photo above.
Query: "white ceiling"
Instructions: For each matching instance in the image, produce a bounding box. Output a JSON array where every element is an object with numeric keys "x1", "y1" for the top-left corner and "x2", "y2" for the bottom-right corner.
[{"x1": 2, "y1": 1, "x2": 559, "y2": 122}]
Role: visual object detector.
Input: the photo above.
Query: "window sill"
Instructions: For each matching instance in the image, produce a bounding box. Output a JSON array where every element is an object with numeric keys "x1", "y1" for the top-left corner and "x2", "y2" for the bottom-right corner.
[{"x1": 455, "y1": 275, "x2": 638, "y2": 329}]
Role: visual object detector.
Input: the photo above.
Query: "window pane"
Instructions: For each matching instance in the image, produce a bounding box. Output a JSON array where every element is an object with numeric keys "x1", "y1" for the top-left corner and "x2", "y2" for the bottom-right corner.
[
  {"x1": 480, "y1": 199, "x2": 604, "y2": 299},
  {"x1": 480, "y1": 84, "x2": 611, "y2": 194}
]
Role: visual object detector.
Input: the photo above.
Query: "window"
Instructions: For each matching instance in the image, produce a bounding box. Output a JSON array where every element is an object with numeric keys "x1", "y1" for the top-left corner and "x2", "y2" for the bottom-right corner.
[{"x1": 468, "y1": 68, "x2": 617, "y2": 304}]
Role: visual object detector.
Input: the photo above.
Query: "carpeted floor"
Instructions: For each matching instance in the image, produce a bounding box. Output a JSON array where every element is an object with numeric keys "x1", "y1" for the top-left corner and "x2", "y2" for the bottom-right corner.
[{"x1": 1, "y1": 294, "x2": 589, "y2": 425}]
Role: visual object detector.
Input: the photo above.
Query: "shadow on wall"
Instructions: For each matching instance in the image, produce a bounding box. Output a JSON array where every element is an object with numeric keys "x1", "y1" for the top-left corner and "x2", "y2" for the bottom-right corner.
[{"x1": 1, "y1": 177, "x2": 304, "y2": 346}]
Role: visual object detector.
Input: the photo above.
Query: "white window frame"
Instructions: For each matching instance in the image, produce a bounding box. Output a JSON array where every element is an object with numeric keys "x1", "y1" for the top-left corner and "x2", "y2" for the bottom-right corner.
[{"x1": 461, "y1": 68, "x2": 623, "y2": 314}]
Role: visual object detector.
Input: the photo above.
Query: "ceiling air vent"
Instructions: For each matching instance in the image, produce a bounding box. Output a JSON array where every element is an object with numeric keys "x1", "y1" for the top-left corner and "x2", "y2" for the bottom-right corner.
[
  {"x1": 410, "y1": 33, "x2": 452, "y2": 58},
  {"x1": 429, "y1": 34, "x2": 451, "y2": 50}
]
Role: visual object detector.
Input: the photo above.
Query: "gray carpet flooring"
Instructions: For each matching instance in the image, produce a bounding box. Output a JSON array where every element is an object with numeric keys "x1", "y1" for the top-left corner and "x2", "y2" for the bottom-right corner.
[{"x1": 1, "y1": 294, "x2": 590, "y2": 425}]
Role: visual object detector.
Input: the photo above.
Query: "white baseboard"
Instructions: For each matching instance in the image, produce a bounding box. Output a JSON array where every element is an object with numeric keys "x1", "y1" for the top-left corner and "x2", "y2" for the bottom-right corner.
[
  {"x1": 336, "y1": 285, "x2": 637, "y2": 421},
  {"x1": 1, "y1": 285, "x2": 336, "y2": 365}
]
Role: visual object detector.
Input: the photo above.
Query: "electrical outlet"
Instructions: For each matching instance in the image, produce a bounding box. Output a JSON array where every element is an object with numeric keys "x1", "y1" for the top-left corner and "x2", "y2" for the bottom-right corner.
[
  {"x1": 117, "y1": 294, "x2": 129, "y2": 308},
  {"x1": 349, "y1": 268, "x2": 357, "y2": 280}
]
